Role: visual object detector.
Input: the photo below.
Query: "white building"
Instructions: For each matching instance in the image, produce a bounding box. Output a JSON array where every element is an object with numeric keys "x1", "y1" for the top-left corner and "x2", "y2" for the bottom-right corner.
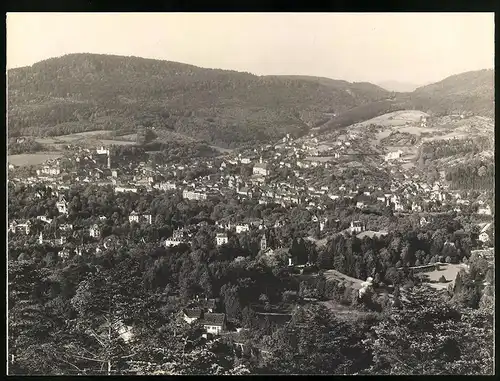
[
  {"x1": 350, "y1": 221, "x2": 364, "y2": 234},
  {"x1": 128, "y1": 211, "x2": 140, "y2": 223},
  {"x1": 158, "y1": 182, "x2": 177, "y2": 191},
  {"x1": 183, "y1": 190, "x2": 208, "y2": 201},
  {"x1": 89, "y1": 224, "x2": 100, "y2": 238},
  {"x1": 236, "y1": 224, "x2": 250, "y2": 234},
  {"x1": 253, "y1": 158, "x2": 269, "y2": 176},
  {"x1": 385, "y1": 150, "x2": 403, "y2": 162},
  {"x1": 56, "y1": 200, "x2": 68, "y2": 215},
  {"x1": 478, "y1": 205, "x2": 492, "y2": 216},
  {"x1": 216, "y1": 233, "x2": 229, "y2": 246}
]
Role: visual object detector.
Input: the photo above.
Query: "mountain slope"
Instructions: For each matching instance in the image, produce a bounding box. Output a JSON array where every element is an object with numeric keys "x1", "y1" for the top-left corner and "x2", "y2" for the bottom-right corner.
[
  {"x1": 410, "y1": 69, "x2": 494, "y2": 117},
  {"x1": 7, "y1": 53, "x2": 389, "y2": 148},
  {"x1": 377, "y1": 80, "x2": 422, "y2": 93}
]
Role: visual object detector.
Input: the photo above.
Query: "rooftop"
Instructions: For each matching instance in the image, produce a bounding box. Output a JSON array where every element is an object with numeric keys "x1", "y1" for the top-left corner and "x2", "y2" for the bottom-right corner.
[{"x1": 198, "y1": 313, "x2": 226, "y2": 326}]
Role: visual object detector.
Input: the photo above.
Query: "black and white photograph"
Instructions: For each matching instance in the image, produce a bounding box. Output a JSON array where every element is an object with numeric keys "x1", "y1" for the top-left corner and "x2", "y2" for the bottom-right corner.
[{"x1": 6, "y1": 12, "x2": 495, "y2": 375}]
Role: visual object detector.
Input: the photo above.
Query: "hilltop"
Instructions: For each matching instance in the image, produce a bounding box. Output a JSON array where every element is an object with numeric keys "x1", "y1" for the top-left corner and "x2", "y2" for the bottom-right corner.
[
  {"x1": 7, "y1": 53, "x2": 389, "y2": 148},
  {"x1": 316, "y1": 69, "x2": 494, "y2": 134},
  {"x1": 410, "y1": 69, "x2": 494, "y2": 117}
]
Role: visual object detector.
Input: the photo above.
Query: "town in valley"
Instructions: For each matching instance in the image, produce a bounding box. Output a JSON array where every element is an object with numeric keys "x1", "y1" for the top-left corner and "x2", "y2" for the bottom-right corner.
[{"x1": 7, "y1": 12, "x2": 495, "y2": 376}]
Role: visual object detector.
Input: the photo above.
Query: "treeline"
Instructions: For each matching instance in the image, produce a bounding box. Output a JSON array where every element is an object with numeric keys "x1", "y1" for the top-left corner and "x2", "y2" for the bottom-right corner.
[
  {"x1": 7, "y1": 53, "x2": 390, "y2": 147},
  {"x1": 445, "y1": 160, "x2": 495, "y2": 190},
  {"x1": 8, "y1": 137, "x2": 47, "y2": 155},
  {"x1": 420, "y1": 137, "x2": 492, "y2": 163},
  {"x1": 411, "y1": 69, "x2": 494, "y2": 118}
]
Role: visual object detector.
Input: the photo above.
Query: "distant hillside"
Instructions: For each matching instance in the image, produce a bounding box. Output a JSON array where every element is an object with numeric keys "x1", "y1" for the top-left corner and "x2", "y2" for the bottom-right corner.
[
  {"x1": 7, "y1": 53, "x2": 389, "y2": 148},
  {"x1": 377, "y1": 80, "x2": 422, "y2": 93},
  {"x1": 410, "y1": 69, "x2": 494, "y2": 117},
  {"x1": 316, "y1": 69, "x2": 494, "y2": 134}
]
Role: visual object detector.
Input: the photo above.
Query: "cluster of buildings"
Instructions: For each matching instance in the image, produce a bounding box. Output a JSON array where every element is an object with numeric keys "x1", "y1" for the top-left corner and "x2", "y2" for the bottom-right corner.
[{"x1": 8, "y1": 132, "x2": 494, "y2": 260}]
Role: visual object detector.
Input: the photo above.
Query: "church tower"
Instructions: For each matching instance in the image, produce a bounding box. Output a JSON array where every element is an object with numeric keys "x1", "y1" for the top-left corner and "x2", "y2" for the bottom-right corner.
[
  {"x1": 260, "y1": 234, "x2": 267, "y2": 251},
  {"x1": 107, "y1": 151, "x2": 111, "y2": 169}
]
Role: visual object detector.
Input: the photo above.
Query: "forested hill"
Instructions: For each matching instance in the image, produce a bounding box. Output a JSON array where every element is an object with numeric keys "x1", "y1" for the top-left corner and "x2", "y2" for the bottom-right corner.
[
  {"x1": 7, "y1": 53, "x2": 390, "y2": 148},
  {"x1": 410, "y1": 69, "x2": 494, "y2": 118}
]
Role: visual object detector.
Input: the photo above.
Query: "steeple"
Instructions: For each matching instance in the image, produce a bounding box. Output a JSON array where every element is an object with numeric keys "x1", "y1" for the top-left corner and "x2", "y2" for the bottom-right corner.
[
  {"x1": 39, "y1": 232, "x2": 43, "y2": 245},
  {"x1": 260, "y1": 234, "x2": 267, "y2": 251}
]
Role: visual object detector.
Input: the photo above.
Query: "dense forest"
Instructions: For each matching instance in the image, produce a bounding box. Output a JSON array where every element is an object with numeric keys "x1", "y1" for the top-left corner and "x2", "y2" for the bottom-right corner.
[
  {"x1": 8, "y1": 54, "x2": 493, "y2": 147},
  {"x1": 7, "y1": 54, "x2": 389, "y2": 147},
  {"x1": 445, "y1": 160, "x2": 495, "y2": 191},
  {"x1": 8, "y1": 181, "x2": 494, "y2": 374},
  {"x1": 411, "y1": 69, "x2": 494, "y2": 118}
]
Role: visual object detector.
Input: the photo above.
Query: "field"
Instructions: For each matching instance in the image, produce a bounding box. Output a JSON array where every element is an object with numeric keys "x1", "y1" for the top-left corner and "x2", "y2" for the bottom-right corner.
[
  {"x1": 350, "y1": 110, "x2": 429, "y2": 129},
  {"x1": 356, "y1": 230, "x2": 388, "y2": 239},
  {"x1": 417, "y1": 263, "x2": 468, "y2": 290},
  {"x1": 323, "y1": 269, "x2": 364, "y2": 289},
  {"x1": 8, "y1": 152, "x2": 62, "y2": 166}
]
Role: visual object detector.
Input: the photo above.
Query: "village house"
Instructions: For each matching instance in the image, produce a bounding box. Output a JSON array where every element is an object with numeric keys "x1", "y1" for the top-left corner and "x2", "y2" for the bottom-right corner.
[
  {"x1": 37, "y1": 165, "x2": 61, "y2": 177},
  {"x1": 89, "y1": 224, "x2": 101, "y2": 238},
  {"x1": 349, "y1": 221, "x2": 365, "y2": 234},
  {"x1": 37, "y1": 215, "x2": 53, "y2": 224},
  {"x1": 216, "y1": 232, "x2": 229, "y2": 246},
  {"x1": 385, "y1": 150, "x2": 403, "y2": 162},
  {"x1": 56, "y1": 199, "x2": 68, "y2": 215},
  {"x1": 236, "y1": 224, "x2": 250, "y2": 234},
  {"x1": 253, "y1": 158, "x2": 269, "y2": 176},
  {"x1": 115, "y1": 186, "x2": 138, "y2": 193},
  {"x1": 183, "y1": 189, "x2": 208, "y2": 201},
  {"x1": 164, "y1": 229, "x2": 188, "y2": 247},
  {"x1": 478, "y1": 223, "x2": 492, "y2": 245},
  {"x1": 182, "y1": 309, "x2": 227, "y2": 335},
  {"x1": 59, "y1": 223, "x2": 73, "y2": 232},
  {"x1": 128, "y1": 211, "x2": 152, "y2": 225},
  {"x1": 478, "y1": 205, "x2": 492, "y2": 216},
  {"x1": 8, "y1": 220, "x2": 31, "y2": 235}
]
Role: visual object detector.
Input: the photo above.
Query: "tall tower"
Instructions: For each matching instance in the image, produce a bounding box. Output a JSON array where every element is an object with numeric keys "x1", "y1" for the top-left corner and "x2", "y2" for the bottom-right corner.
[
  {"x1": 39, "y1": 232, "x2": 43, "y2": 245},
  {"x1": 107, "y1": 151, "x2": 111, "y2": 169},
  {"x1": 260, "y1": 234, "x2": 267, "y2": 251}
]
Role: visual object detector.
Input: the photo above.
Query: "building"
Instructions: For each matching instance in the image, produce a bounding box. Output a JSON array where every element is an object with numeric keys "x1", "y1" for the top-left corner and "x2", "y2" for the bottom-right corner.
[
  {"x1": 385, "y1": 150, "x2": 403, "y2": 162},
  {"x1": 164, "y1": 229, "x2": 187, "y2": 247},
  {"x1": 216, "y1": 233, "x2": 229, "y2": 246},
  {"x1": 158, "y1": 182, "x2": 177, "y2": 191},
  {"x1": 350, "y1": 221, "x2": 364, "y2": 234},
  {"x1": 253, "y1": 158, "x2": 269, "y2": 176},
  {"x1": 8, "y1": 220, "x2": 31, "y2": 235},
  {"x1": 260, "y1": 234, "x2": 267, "y2": 251},
  {"x1": 129, "y1": 211, "x2": 152, "y2": 224},
  {"x1": 129, "y1": 211, "x2": 140, "y2": 223},
  {"x1": 59, "y1": 223, "x2": 73, "y2": 232},
  {"x1": 183, "y1": 190, "x2": 208, "y2": 201},
  {"x1": 37, "y1": 165, "x2": 61, "y2": 176},
  {"x1": 182, "y1": 309, "x2": 226, "y2": 335},
  {"x1": 56, "y1": 200, "x2": 68, "y2": 215},
  {"x1": 115, "y1": 186, "x2": 138, "y2": 193},
  {"x1": 478, "y1": 205, "x2": 492, "y2": 216},
  {"x1": 89, "y1": 224, "x2": 100, "y2": 238},
  {"x1": 199, "y1": 313, "x2": 226, "y2": 336},
  {"x1": 236, "y1": 224, "x2": 250, "y2": 234}
]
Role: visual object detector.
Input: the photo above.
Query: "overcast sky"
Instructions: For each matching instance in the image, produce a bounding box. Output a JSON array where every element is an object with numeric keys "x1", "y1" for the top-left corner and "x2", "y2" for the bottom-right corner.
[{"x1": 7, "y1": 12, "x2": 494, "y2": 85}]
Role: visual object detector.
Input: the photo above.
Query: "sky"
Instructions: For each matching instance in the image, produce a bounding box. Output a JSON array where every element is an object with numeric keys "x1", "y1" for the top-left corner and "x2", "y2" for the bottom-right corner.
[{"x1": 6, "y1": 12, "x2": 495, "y2": 85}]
